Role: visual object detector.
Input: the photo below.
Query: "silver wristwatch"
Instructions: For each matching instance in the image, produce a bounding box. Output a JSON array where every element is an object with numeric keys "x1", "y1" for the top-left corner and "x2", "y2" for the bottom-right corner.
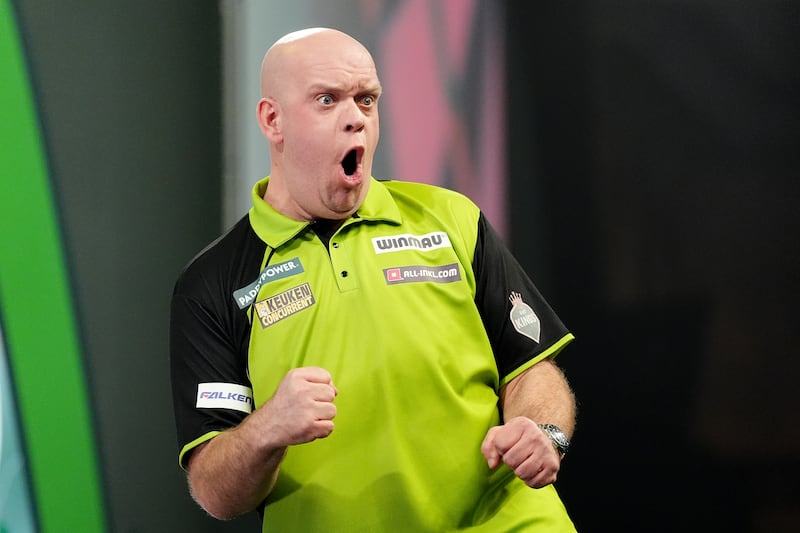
[{"x1": 537, "y1": 423, "x2": 570, "y2": 458}]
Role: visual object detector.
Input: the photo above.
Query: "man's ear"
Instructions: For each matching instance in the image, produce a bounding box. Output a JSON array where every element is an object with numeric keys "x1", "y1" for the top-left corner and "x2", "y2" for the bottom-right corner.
[{"x1": 256, "y1": 97, "x2": 282, "y2": 143}]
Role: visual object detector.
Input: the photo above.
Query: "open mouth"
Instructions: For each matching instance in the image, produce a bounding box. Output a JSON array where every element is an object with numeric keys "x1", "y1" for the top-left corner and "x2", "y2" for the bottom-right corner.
[{"x1": 341, "y1": 149, "x2": 358, "y2": 176}]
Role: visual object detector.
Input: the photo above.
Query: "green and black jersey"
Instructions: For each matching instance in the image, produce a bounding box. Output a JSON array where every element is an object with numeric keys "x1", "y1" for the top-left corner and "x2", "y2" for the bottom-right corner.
[{"x1": 170, "y1": 177, "x2": 576, "y2": 532}]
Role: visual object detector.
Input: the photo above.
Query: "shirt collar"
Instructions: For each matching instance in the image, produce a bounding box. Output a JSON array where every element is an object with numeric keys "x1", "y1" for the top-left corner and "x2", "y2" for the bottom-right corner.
[{"x1": 248, "y1": 176, "x2": 402, "y2": 248}]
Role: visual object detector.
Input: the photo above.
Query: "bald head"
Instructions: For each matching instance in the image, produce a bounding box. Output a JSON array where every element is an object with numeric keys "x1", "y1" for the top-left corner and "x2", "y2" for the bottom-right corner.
[
  {"x1": 260, "y1": 28, "x2": 376, "y2": 99},
  {"x1": 254, "y1": 27, "x2": 382, "y2": 221}
]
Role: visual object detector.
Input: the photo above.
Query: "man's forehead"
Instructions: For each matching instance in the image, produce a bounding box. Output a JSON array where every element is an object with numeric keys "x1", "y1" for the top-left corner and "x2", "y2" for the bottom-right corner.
[
  {"x1": 292, "y1": 51, "x2": 380, "y2": 88},
  {"x1": 299, "y1": 42, "x2": 375, "y2": 69}
]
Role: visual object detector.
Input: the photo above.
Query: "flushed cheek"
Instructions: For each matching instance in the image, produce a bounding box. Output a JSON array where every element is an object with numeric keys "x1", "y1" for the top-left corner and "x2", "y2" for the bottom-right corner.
[{"x1": 362, "y1": 145, "x2": 377, "y2": 171}]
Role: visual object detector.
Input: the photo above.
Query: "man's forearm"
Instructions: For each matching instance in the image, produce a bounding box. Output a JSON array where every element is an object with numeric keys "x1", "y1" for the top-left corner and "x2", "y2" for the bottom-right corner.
[
  {"x1": 500, "y1": 358, "x2": 576, "y2": 437},
  {"x1": 187, "y1": 412, "x2": 286, "y2": 520}
]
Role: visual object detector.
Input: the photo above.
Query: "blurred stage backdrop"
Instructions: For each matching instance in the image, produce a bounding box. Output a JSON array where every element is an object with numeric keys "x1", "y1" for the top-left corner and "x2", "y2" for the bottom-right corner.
[{"x1": 1, "y1": 0, "x2": 797, "y2": 532}]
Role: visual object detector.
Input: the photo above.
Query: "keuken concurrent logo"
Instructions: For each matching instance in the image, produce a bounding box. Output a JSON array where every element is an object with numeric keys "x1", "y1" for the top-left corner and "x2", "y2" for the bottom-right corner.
[{"x1": 254, "y1": 282, "x2": 316, "y2": 328}]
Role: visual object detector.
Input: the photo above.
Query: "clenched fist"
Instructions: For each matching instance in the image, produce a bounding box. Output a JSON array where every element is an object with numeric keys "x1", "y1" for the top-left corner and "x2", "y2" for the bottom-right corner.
[
  {"x1": 481, "y1": 416, "x2": 561, "y2": 488},
  {"x1": 261, "y1": 366, "x2": 339, "y2": 447}
]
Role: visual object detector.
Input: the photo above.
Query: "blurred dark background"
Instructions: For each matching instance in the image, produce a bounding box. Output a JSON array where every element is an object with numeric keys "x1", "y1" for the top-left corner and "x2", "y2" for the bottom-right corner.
[
  {"x1": 506, "y1": 2, "x2": 799, "y2": 531},
  {"x1": 11, "y1": 0, "x2": 799, "y2": 531}
]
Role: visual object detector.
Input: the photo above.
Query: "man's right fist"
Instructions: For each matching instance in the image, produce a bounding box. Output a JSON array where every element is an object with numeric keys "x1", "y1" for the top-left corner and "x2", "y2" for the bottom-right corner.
[{"x1": 262, "y1": 366, "x2": 338, "y2": 446}]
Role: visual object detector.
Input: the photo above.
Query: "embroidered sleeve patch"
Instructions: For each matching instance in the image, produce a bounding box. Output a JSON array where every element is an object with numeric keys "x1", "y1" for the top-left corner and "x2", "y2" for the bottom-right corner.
[{"x1": 509, "y1": 291, "x2": 541, "y2": 343}]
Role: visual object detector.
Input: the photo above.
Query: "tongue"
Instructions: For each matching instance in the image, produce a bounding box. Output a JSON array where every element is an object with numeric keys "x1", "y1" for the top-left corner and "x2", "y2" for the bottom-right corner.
[{"x1": 342, "y1": 149, "x2": 357, "y2": 176}]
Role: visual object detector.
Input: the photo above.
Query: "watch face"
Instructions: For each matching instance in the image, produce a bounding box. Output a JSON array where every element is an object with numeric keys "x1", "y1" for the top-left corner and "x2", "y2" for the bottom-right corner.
[
  {"x1": 551, "y1": 429, "x2": 569, "y2": 449},
  {"x1": 539, "y1": 424, "x2": 570, "y2": 454}
]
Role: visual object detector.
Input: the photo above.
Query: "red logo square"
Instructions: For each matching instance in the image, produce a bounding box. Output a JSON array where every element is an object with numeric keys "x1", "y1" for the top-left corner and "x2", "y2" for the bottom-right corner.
[{"x1": 386, "y1": 268, "x2": 402, "y2": 282}]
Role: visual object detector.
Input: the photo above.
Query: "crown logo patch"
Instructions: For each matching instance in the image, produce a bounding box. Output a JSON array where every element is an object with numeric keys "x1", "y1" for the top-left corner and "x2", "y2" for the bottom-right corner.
[{"x1": 509, "y1": 291, "x2": 541, "y2": 343}]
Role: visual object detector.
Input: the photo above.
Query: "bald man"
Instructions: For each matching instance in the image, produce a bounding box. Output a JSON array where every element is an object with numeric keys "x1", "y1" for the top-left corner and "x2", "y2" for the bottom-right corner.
[{"x1": 170, "y1": 28, "x2": 578, "y2": 532}]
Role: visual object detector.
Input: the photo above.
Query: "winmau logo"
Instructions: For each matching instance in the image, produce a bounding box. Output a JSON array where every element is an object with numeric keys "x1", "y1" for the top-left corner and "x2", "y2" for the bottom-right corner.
[{"x1": 372, "y1": 232, "x2": 451, "y2": 254}]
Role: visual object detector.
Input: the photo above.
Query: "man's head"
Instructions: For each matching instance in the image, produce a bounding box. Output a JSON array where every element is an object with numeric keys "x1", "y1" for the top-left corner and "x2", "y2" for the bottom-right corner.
[{"x1": 256, "y1": 28, "x2": 382, "y2": 222}]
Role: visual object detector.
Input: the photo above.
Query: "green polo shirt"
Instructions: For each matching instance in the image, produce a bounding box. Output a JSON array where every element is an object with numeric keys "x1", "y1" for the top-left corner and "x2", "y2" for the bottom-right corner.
[{"x1": 171, "y1": 177, "x2": 575, "y2": 532}]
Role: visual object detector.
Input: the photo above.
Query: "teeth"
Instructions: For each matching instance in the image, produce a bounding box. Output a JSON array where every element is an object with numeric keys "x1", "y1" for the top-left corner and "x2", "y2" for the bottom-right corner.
[{"x1": 342, "y1": 149, "x2": 357, "y2": 176}]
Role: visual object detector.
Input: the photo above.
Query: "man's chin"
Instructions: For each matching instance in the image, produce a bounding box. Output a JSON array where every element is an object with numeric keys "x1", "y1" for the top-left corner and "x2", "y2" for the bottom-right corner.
[{"x1": 325, "y1": 183, "x2": 368, "y2": 219}]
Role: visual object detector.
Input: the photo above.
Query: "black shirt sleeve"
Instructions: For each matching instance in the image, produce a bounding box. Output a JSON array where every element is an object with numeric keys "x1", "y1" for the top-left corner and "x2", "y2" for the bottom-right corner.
[
  {"x1": 169, "y1": 216, "x2": 264, "y2": 467},
  {"x1": 472, "y1": 213, "x2": 572, "y2": 382}
]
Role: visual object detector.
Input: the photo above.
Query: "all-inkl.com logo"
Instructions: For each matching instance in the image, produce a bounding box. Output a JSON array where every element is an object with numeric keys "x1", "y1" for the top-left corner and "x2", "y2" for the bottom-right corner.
[{"x1": 383, "y1": 263, "x2": 461, "y2": 285}]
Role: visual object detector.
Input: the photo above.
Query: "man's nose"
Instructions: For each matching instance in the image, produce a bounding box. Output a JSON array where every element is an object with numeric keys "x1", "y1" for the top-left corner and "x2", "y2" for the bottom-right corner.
[{"x1": 343, "y1": 100, "x2": 365, "y2": 132}]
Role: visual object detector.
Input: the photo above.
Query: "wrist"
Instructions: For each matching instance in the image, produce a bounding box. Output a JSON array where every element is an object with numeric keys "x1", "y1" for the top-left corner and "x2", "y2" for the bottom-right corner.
[{"x1": 537, "y1": 423, "x2": 570, "y2": 459}]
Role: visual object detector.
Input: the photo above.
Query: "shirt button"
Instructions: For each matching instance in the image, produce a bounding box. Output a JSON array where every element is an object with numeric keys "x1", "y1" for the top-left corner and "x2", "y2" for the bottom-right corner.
[
  {"x1": 341, "y1": 271, "x2": 348, "y2": 277},
  {"x1": 332, "y1": 242, "x2": 339, "y2": 248}
]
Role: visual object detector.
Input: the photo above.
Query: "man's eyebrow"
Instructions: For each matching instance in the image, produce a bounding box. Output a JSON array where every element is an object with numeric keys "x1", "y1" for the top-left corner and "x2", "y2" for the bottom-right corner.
[
  {"x1": 363, "y1": 83, "x2": 382, "y2": 95},
  {"x1": 354, "y1": 83, "x2": 383, "y2": 98}
]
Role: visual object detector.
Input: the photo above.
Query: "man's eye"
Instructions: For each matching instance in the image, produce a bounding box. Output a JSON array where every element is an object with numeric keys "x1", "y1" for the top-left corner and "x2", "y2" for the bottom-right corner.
[
  {"x1": 318, "y1": 95, "x2": 334, "y2": 105},
  {"x1": 362, "y1": 95, "x2": 375, "y2": 106}
]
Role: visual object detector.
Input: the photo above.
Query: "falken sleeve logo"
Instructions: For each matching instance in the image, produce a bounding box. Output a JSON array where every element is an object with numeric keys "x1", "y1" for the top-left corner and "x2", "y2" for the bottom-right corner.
[
  {"x1": 233, "y1": 257, "x2": 304, "y2": 309},
  {"x1": 196, "y1": 383, "x2": 254, "y2": 413},
  {"x1": 509, "y1": 291, "x2": 541, "y2": 343},
  {"x1": 372, "y1": 232, "x2": 452, "y2": 254}
]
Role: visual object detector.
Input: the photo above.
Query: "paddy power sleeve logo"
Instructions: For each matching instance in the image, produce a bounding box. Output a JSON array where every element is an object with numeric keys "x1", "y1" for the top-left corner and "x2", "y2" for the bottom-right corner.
[
  {"x1": 254, "y1": 282, "x2": 316, "y2": 328},
  {"x1": 233, "y1": 257, "x2": 304, "y2": 310}
]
